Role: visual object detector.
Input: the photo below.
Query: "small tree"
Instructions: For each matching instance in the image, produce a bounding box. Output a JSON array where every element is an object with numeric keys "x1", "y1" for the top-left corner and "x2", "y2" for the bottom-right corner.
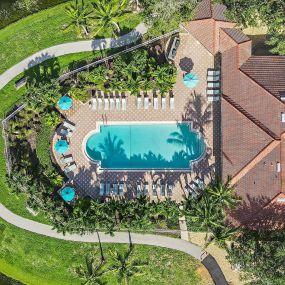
[
  {"x1": 109, "y1": 245, "x2": 148, "y2": 285},
  {"x1": 75, "y1": 254, "x2": 106, "y2": 285},
  {"x1": 65, "y1": 0, "x2": 92, "y2": 37}
]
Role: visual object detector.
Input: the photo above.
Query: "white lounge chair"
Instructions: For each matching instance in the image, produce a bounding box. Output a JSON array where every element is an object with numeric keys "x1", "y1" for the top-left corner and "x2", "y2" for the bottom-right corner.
[
  {"x1": 122, "y1": 98, "x2": 126, "y2": 111},
  {"x1": 110, "y1": 98, "x2": 115, "y2": 110},
  {"x1": 99, "y1": 183, "x2": 105, "y2": 196},
  {"x1": 143, "y1": 183, "x2": 149, "y2": 196},
  {"x1": 116, "y1": 97, "x2": 120, "y2": 110},
  {"x1": 144, "y1": 97, "x2": 149, "y2": 109},
  {"x1": 153, "y1": 97, "x2": 158, "y2": 109},
  {"x1": 137, "y1": 183, "x2": 142, "y2": 197},
  {"x1": 207, "y1": 82, "x2": 220, "y2": 88},
  {"x1": 207, "y1": 70, "x2": 221, "y2": 76},
  {"x1": 207, "y1": 75, "x2": 220, "y2": 82},
  {"x1": 207, "y1": 89, "x2": 220, "y2": 95},
  {"x1": 105, "y1": 183, "x2": 111, "y2": 195},
  {"x1": 64, "y1": 162, "x2": 77, "y2": 174},
  {"x1": 160, "y1": 183, "x2": 166, "y2": 196},
  {"x1": 137, "y1": 96, "x2": 142, "y2": 109},
  {"x1": 119, "y1": 182, "x2": 124, "y2": 196},
  {"x1": 104, "y1": 98, "x2": 109, "y2": 111},
  {"x1": 63, "y1": 121, "x2": 76, "y2": 131},
  {"x1": 167, "y1": 184, "x2": 173, "y2": 196},
  {"x1": 161, "y1": 97, "x2": 166, "y2": 110},
  {"x1": 207, "y1": 95, "x2": 220, "y2": 102},
  {"x1": 60, "y1": 155, "x2": 73, "y2": 164},
  {"x1": 113, "y1": 183, "x2": 118, "y2": 196},
  {"x1": 152, "y1": 184, "x2": 157, "y2": 196},
  {"x1": 91, "y1": 98, "x2": 97, "y2": 110},
  {"x1": 97, "y1": 97, "x2": 102, "y2": 110},
  {"x1": 170, "y1": 97, "x2": 174, "y2": 110}
]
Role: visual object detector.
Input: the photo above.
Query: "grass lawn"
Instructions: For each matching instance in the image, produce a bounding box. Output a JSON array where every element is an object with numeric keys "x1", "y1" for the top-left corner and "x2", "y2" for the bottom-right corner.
[
  {"x1": 0, "y1": 1, "x2": 142, "y2": 75},
  {"x1": 0, "y1": 221, "x2": 211, "y2": 285}
]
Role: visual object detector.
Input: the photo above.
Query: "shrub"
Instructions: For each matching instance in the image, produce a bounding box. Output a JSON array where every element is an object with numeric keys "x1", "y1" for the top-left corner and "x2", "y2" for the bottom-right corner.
[{"x1": 69, "y1": 86, "x2": 90, "y2": 103}]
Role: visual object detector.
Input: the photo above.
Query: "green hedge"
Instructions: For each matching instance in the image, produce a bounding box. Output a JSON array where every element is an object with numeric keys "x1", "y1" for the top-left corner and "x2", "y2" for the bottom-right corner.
[{"x1": 0, "y1": 0, "x2": 70, "y2": 29}]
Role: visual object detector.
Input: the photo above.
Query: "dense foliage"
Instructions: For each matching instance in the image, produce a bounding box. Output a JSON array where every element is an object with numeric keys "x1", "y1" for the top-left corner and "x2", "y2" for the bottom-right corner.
[
  {"x1": 69, "y1": 49, "x2": 177, "y2": 96},
  {"x1": 227, "y1": 229, "x2": 285, "y2": 285},
  {"x1": 141, "y1": 0, "x2": 197, "y2": 37},
  {"x1": 185, "y1": 177, "x2": 240, "y2": 247},
  {"x1": 217, "y1": 0, "x2": 285, "y2": 55}
]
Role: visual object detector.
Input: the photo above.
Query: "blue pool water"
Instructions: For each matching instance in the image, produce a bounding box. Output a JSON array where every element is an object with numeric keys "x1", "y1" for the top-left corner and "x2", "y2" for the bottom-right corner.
[
  {"x1": 60, "y1": 187, "x2": 75, "y2": 202},
  {"x1": 85, "y1": 123, "x2": 205, "y2": 169}
]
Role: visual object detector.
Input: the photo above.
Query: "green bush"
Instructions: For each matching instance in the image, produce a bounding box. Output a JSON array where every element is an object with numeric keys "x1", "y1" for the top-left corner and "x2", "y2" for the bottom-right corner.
[
  {"x1": 35, "y1": 122, "x2": 54, "y2": 173},
  {"x1": 69, "y1": 86, "x2": 90, "y2": 103}
]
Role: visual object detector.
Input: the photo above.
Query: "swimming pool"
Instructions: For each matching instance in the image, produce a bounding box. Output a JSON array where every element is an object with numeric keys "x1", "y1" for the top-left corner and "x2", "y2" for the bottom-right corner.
[{"x1": 85, "y1": 123, "x2": 206, "y2": 170}]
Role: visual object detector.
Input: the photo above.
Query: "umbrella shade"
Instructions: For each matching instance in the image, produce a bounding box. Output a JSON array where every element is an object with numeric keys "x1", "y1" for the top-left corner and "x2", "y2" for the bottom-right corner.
[
  {"x1": 58, "y1": 95, "x2": 73, "y2": 110},
  {"x1": 183, "y1": 73, "x2": 199, "y2": 88},
  {"x1": 55, "y1": 140, "x2": 69, "y2": 154},
  {"x1": 60, "y1": 186, "x2": 75, "y2": 202}
]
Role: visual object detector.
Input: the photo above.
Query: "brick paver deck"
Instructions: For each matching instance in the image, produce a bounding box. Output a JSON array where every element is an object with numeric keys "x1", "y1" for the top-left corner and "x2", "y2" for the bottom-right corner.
[{"x1": 53, "y1": 32, "x2": 218, "y2": 201}]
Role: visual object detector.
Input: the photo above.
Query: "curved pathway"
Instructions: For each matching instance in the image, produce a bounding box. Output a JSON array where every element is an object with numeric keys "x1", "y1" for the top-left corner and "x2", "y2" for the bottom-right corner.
[
  {"x1": 0, "y1": 23, "x2": 147, "y2": 90},
  {"x1": 0, "y1": 203, "x2": 228, "y2": 284}
]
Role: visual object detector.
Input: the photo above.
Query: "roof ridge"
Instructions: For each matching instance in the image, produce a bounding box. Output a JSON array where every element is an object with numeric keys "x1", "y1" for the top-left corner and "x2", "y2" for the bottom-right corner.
[
  {"x1": 222, "y1": 94, "x2": 279, "y2": 140},
  {"x1": 230, "y1": 140, "x2": 280, "y2": 185}
]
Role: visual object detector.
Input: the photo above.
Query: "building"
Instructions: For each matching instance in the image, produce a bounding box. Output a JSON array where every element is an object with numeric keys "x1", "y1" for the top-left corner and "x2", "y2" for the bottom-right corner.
[{"x1": 183, "y1": 0, "x2": 285, "y2": 228}]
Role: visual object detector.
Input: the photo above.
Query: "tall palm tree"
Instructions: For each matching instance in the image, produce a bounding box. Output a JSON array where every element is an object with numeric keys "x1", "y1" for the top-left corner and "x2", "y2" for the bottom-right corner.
[
  {"x1": 91, "y1": 0, "x2": 129, "y2": 37},
  {"x1": 109, "y1": 245, "x2": 147, "y2": 284},
  {"x1": 206, "y1": 177, "x2": 241, "y2": 210},
  {"x1": 65, "y1": 0, "x2": 92, "y2": 37},
  {"x1": 76, "y1": 255, "x2": 106, "y2": 285}
]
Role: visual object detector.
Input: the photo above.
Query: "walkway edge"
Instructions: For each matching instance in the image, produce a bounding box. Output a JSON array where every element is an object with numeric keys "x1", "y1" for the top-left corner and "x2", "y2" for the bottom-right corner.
[
  {"x1": 0, "y1": 23, "x2": 147, "y2": 90},
  {"x1": 0, "y1": 203, "x2": 228, "y2": 284}
]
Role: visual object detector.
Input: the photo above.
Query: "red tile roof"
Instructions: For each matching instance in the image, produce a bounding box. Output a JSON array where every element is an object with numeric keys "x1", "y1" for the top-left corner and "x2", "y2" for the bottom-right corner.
[
  {"x1": 240, "y1": 56, "x2": 285, "y2": 99},
  {"x1": 187, "y1": 0, "x2": 285, "y2": 228},
  {"x1": 222, "y1": 28, "x2": 250, "y2": 44},
  {"x1": 193, "y1": 0, "x2": 230, "y2": 22}
]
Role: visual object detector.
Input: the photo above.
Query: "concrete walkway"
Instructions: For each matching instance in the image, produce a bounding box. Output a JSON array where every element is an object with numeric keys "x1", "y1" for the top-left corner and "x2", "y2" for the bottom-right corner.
[
  {"x1": 0, "y1": 23, "x2": 147, "y2": 90},
  {"x1": 0, "y1": 203, "x2": 228, "y2": 284}
]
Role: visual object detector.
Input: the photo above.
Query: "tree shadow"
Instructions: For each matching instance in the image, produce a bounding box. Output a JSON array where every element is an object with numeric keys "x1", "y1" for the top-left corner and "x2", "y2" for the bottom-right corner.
[
  {"x1": 24, "y1": 55, "x2": 60, "y2": 87},
  {"x1": 182, "y1": 91, "x2": 212, "y2": 136},
  {"x1": 179, "y1": 57, "x2": 194, "y2": 73},
  {"x1": 228, "y1": 194, "x2": 285, "y2": 229}
]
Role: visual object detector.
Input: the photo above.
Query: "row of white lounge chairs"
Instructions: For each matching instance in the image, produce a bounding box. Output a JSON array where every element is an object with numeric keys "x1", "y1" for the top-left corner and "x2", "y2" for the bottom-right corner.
[
  {"x1": 100, "y1": 182, "x2": 125, "y2": 197},
  {"x1": 137, "y1": 182, "x2": 173, "y2": 197},
  {"x1": 137, "y1": 96, "x2": 174, "y2": 110},
  {"x1": 89, "y1": 96, "x2": 127, "y2": 111},
  {"x1": 206, "y1": 69, "x2": 221, "y2": 101},
  {"x1": 58, "y1": 121, "x2": 78, "y2": 174},
  {"x1": 184, "y1": 178, "x2": 205, "y2": 199}
]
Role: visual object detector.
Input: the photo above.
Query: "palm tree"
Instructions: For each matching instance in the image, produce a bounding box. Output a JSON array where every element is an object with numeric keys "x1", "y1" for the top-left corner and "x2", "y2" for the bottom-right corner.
[
  {"x1": 65, "y1": 0, "x2": 92, "y2": 37},
  {"x1": 44, "y1": 111, "x2": 61, "y2": 127},
  {"x1": 185, "y1": 195, "x2": 225, "y2": 240},
  {"x1": 151, "y1": 64, "x2": 176, "y2": 95},
  {"x1": 91, "y1": 0, "x2": 129, "y2": 37},
  {"x1": 206, "y1": 177, "x2": 241, "y2": 210},
  {"x1": 76, "y1": 255, "x2": 106, "y2": 285},
  {"x1": 109, "y1": 245, "x2": 148, "y2": 284},
  {"x1": 205, "y1": 226, "x2": 237, "y2": 249}
]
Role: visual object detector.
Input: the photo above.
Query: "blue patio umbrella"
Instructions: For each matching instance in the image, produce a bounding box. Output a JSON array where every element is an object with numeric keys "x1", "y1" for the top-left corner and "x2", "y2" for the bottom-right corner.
[
  {"x1": 58, "y1": 95, "x2": 73, "y2": 110},
  {"x1": 55, "y1": 139, "x2": 69, "y2": 154},
  {"x1": 183, "y1": 73, "x2": 199, "y2": 88},
  {"x1": 60, "y1": 186, "x2": 75, "y2": 202}
]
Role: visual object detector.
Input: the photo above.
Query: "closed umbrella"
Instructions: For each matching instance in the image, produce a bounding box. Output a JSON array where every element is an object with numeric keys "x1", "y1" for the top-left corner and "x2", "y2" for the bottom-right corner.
[
  {"x1": 183, "y1": 73, "x2": 199, "y2": 88},
  {"x1": 55, "y1": 140, "x2": 69, "y2": 154},
  {"x1": 58, "y1": 95, "x2": 73, "y2": 110}
]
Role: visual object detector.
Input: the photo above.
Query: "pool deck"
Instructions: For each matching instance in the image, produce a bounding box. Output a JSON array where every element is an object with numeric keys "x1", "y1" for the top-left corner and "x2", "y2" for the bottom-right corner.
[{"x1": 52, "y1": 31, "x2": 220, "y2": 202}]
